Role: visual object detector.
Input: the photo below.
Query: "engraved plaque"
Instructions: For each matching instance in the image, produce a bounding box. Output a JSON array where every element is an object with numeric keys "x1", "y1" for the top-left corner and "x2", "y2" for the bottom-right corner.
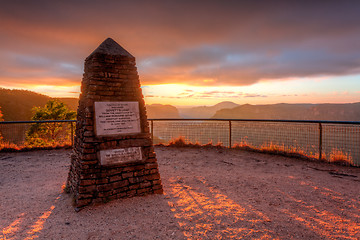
[
  {"x1": 100, "y1": 147, "x2": 142, "y2": 165},
  {"x1": 95, "y1": 101, "x2": 141, "y2": 136}
]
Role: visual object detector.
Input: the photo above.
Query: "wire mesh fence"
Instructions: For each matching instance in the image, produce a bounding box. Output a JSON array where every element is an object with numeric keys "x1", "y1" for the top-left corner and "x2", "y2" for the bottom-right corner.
[
  {"x1": 322, "y1": 123, "x2": 360, "y2": 165},
  {"x1": 0, "y1": 119, "x2": 359, "y2": 166},
  {"x1": 149, "y1": 119, "x2": 360, "y2": 167},
  {"x1": 0, "y1": 120, "x2": 74, "y2": 149},
  {"x1": 231, "y1": 121, "x2": 319, "y2": 158},
  {"x1": 151, "y1": 120, "x2": 230, "y2": 146},
  {"x1": 0, "y1": 122, "x2": 31, "y2": 145}
]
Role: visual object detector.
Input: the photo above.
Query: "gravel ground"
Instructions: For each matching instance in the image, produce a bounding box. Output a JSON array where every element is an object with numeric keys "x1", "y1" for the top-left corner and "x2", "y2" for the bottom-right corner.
[{"x1": 1, "y1": 147, "x2": 359, "y2": 239}]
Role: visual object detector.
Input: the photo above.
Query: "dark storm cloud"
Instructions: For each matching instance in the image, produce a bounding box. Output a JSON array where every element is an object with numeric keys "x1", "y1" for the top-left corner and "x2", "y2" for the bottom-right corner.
[{"x1": 1, "y1": 0, "x2": 360, "y2": 86}]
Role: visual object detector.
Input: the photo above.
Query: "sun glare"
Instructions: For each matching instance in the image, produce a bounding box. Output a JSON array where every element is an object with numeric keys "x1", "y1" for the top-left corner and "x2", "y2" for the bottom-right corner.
[
  {"x1": 2, "y1": 74, "x2": 359, "y2": 106},
  {"x1": 142, "y1": 74, "x2": 360, "y2": 106}
]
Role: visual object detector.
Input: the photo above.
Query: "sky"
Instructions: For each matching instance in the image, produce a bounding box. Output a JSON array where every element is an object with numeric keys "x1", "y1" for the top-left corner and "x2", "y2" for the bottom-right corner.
[{"x1": 0, "y1": 0, "x2": 360, "y2": 106}]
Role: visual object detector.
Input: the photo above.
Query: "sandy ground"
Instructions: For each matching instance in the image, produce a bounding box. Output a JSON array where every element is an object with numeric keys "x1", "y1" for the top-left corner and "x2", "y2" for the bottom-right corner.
[{"x1": 0, "y1": 147, "x2": 359, "y2": 240}]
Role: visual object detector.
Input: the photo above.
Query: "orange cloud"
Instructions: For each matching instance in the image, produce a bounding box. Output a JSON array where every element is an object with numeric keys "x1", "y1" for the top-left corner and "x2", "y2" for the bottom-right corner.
[{"x1": 1, "y1": 0, "x2": 360, "y2": 90}]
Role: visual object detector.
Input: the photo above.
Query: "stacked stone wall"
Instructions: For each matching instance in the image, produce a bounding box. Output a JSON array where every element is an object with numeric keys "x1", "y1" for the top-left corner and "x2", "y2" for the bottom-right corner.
[{"x1": 67, "y1": 39, "x2": 163, "y2": 207}]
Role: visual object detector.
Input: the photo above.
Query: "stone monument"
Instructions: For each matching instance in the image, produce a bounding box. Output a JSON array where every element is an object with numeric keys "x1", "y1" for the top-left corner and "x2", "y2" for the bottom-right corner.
[{"x1": 66, "y1": 38, "x2": 163, "y2": 208}]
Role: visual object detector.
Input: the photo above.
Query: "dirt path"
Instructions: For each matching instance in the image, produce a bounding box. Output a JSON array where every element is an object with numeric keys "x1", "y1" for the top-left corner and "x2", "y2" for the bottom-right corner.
[{"x1": 1, "y1": 147, "x2": 359, "y2": 239}]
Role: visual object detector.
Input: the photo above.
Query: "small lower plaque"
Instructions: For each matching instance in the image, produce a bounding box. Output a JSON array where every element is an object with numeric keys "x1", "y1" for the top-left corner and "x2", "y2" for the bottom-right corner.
[{"x1": 99, "y1": 147, "x2": 142, "y2": 165}]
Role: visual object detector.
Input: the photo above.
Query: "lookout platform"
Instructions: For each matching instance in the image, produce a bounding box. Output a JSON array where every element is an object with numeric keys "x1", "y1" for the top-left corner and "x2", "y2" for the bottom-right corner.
[{"x1": 1, "y1": 147, "x2": 359, "y2": 239}]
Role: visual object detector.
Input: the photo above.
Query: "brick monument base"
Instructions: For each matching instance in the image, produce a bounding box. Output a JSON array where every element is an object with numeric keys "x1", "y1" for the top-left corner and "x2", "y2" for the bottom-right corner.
[{"x1": 66, "y1": 38, "x2": 163, "y2": 208}]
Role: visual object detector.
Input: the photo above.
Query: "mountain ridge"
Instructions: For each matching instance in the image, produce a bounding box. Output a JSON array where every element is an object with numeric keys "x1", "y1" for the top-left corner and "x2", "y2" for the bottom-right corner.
[
  {"x1": 0, "y1": 88, "x2": 78, "y2": 121},
  {"x1": 1, "y1": 88, "x2": 359, "y2": 121},
  {"x1": 146, "y1": 104, "x2": 180, "y2": 119},
  {"x1": 212, "y1": 102, "x2": 360, "y2": 121},
  {"x1": 178, "y1": 101, "x2": 239, "y2": 118}
]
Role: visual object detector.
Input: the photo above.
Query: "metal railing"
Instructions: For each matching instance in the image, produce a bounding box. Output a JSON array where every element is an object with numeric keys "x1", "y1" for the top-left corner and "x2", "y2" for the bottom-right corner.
[
  {"x1": 1, "y1": 119, "x2": 359, "y2": 166},
  {"x1": 0, "y1": 120, "x2": 75, "y2": 147},
  {"x1": 148, "y1": 119, "x2": 360, "y2": 166}
]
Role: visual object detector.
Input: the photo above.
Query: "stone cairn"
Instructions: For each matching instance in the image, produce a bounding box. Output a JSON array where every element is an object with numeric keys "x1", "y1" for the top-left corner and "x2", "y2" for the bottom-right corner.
[{"x1": 67, "y1": 38, "x2": 163, "y2": 208}]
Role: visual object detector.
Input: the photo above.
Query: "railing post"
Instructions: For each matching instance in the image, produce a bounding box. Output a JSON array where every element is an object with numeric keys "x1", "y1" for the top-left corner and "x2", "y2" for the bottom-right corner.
[
  {"x1": 319, "y1": 123, "x2": 322, "y2": 160},
  {"x1": 229, "y1": 120, "x2": 232, "y2": 148},
  {"x1": 71, "y1": 121, "x2": 74, "y2": 147},
  {"x1": 150, "y1": 120, "x2": 154, "y2": 141}
]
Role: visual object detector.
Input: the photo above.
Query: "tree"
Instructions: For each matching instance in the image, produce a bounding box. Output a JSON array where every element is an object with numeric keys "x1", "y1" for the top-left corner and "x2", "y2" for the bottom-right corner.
[{"x1": 26, "y1": 100, "x2": 76, "y2": 147}]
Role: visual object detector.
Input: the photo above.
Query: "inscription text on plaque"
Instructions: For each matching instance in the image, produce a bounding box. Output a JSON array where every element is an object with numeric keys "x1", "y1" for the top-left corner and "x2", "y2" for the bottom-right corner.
[
  {"x1": 95, "y1": 101, "x2": 141, "y2": 136},
  {"x1": 100, "y1": 147, "x2": 142, "y2": 165}
]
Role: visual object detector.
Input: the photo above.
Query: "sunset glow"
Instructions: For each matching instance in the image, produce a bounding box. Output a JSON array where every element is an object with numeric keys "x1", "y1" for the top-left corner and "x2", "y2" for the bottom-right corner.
[
  {"x1": 142, "y1": 75, "x2": 360, "y2": 106},
  {"x1": 166, "y1": 175, "x2": 360, "y2": 239},
  {"x1": 167, "y1": 177, "x2": 277, "y2": 239},
  {"x1": 0, "y1": 1, "x2": 360, "y2": 106}
]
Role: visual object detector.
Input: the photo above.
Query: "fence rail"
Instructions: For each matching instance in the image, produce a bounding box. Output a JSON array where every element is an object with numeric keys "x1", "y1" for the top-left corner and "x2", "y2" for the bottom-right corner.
[
  {"x1": 1, "y1": 119, "x2": 359, "y2": 166},
  {"x1": 148, "y1": 119, "x2": 360, "y2": 166},
  {"x1": 0, "y1": 120, "x2": 75, "y2": 148}
]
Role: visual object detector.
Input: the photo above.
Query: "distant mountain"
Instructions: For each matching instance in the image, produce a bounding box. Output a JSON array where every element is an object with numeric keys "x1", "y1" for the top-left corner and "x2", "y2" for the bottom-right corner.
[
  {"x1": 57, "y1": 98, "x2": 78, "y2": 111},
  {"x1": 307, "y1": 103, "x2": 360, "y2": 121},
  {"x1": 179, "y1": 101, "x2": 239, "y2": 118},
  {"x1": 1, "y1": 87, "x2": 359, "y2": 122},
  {"x1": 146, "y1": 104, "x2": 180, "y2": 119},
  {"x1": 0, "y1": 88, "x2": 78, "y2": 121},
  {"x1": 212, "y1": 103, "x2": 360, "y2": 121},
  {"x1": 0, "y1": 88, "x2": 50, "y2": 121}
]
